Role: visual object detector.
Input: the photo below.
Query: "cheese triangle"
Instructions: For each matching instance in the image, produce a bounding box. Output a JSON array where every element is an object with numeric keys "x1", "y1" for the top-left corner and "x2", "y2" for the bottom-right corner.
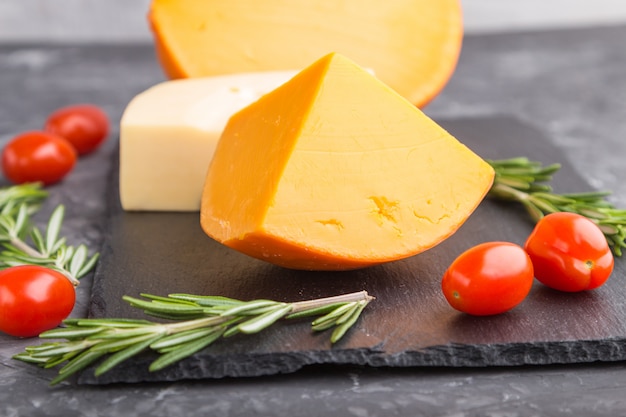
[{"x1": 201, "y1": 53, "x2": 494, "y2": 270}]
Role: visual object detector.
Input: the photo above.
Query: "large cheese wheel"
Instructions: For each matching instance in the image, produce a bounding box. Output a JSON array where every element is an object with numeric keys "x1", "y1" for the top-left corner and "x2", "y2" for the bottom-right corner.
[
  {"x1": 148, "y1": 0, "x2": 463, "y2": 107},
  {"x1": 200, "y1": 53, "x2": 494, "y2": 271}
]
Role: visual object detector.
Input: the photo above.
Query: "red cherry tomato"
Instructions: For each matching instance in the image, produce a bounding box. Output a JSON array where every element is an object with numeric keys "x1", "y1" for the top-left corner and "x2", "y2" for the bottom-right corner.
[
  {"x1": 0, "y1": 265, "x2": 76, "y2": 337},
  {"x1": 1, "y1": 131, "x2": 77, "y2": 186},
  {"x1": 44, "y1": 104, "x2": 109, "y2": 155},
  {"x1": 524, "y1": 212, "x2": 613, "y2": 292},
  {"x1": 442, "y1": 242, "x2": 534, "y2": 316}
]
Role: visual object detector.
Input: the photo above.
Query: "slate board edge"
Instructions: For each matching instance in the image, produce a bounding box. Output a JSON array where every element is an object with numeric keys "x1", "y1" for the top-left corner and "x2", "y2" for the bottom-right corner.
[{"x1": 79, "y1": 337, "x2": 626, "y2": 384}]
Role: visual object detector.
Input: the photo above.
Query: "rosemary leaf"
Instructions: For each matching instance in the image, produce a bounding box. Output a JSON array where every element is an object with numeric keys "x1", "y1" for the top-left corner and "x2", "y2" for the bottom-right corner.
[
  {"x1": 531, "y1": 192, "x2": 576, "y2": 206},
  {"x1": 286, "y1": 302, "x2": 350, "y2": 320},
  {"x1": 140, "y1": 293, "x2": 201, "y2": 306},
  {"x1": 168, "y1": 294, "x2": 245, "y2": 307},
  {"x1": 561, "y1": 191, "x2": 613, "y2": 201},
  {"x1": 494, "y1": 176, "x2": 533, "y2": 190},
  {"x1": 311, "y1": 302, "x2": 358, "y2": 327},
  {"x1": 150, "y1": 327, "x2": 217, "y2": 351},
  {"x1": 50, "y1": 238, "x2": 67, "y2": 258},
  {"x1": 527, "y1": 195, "x2": 560, "y2": 214},
  {"x1": 39, "y1": 326, "x2": 105, "y2": 340},
  {"x1": 234, "y1": 304, "x2": 291, "y2": 317},
  {"x1": 598, "y1": 224, "x2": 621, "y2": 235},
  {"x1": 90, "y1": 333, "x2": 164, "y2": 353},
  {"x1": 335, "y1": 303, "x2": 362, "y2": 325},
  {"x1": 24, "y1": 342, "x2": 65, "y2": 353},
  {"x1": 76, "y1": 252, "x2": 100, "y2": 278},
  {"x1": 222, "y1": 325, "x2": 241, "y2": 338},
  {"x1": 311, "y1": 319, "x2": 339, "y2": 332},
  {"x1": 218, "y1": 300, "x2": 280, "y2": 316},
  {"x1": 50, "y1": 350, "x2": 107, "y2": 386},
  {"x1": 94, "y1": 335, "x2": 163, "y2": 377},
  {"x1": 29, "y1": 227, "x2": 46, "y2": 254},
  {"x1": 123, "y1": 296, "x2": 205, "y2": 315},
  {"x1": 12, "y1": 353, "x2": 49, "y2": 365},
  {"x1": 237, "y1": 304, "x2": 293, "y2": 334},
  {"x1": 142, "y1": 310, "x2": 208, "y2": 321},
  {"x1": 330, "y1": 300, "x2": 369, "y2": 343},
  {"x1": 68, "y1": 245, "x2": 86, "y2": 277},
  {"x1": 92, "y1": 326, "x2": 161, "y2": 341},
  {"x1": 44, "y1": 350, "x2": 85, "y2": 369},
  {"x1": 0, "y1": 254, "x2": 51, "y2": 266},
  {"x1": 44, "y1": 206, "x2": 64, "y2": 256},
  {"x1": 64, "y1": 318, "x2": 154, "y2": 329},
  {"x1": 577, "y1": 208, "x2": 610, "y2": 220},
  {"x1": 13, "y1": 204, "x2": 29, "y2": 236},
  {"x1": 149, "y1": 327, "x2": 226, "y2": 372},
  {"x1": 30, "y1": 341, "x2": 90, "y2": 358}
]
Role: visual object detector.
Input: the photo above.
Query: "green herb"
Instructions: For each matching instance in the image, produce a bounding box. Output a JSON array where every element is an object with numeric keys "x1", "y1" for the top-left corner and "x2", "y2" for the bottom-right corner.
[
  {"x1": 487, "y1": 157, "x2": 626, "y2": 256},
  {"x1": 14, "y1": 290, "x2": 374, "y2": 385},
  {"x1": 0, "y1": 183, "x2": 99, "y2": 285}
]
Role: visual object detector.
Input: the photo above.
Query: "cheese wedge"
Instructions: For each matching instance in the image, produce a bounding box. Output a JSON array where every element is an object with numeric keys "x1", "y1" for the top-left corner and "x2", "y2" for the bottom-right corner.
[
  {"x1": 200, "y1": 53, "x2": 495, "y2": 270},
  {"x1": 119, "y1": 71, "x2": 297, "y2": 211}
]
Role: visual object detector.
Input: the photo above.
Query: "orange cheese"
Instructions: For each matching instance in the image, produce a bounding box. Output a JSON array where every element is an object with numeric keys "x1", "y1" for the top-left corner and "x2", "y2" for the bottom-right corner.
[
  {"x1": 200, "y1": 53, "x2": 494, "y2": 270},
  {"x1": 148, "y1": 0, "x2": 463, "y2": 107}
]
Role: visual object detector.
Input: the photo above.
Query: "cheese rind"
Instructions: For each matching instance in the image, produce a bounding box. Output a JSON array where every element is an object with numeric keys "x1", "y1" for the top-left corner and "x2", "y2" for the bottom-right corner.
[
  {"x1": 200, "y1": 53, "x2": 495, "y2": 270},
  {"x1": 119, "y1": 71, "x2": 297, "y2": 211}
]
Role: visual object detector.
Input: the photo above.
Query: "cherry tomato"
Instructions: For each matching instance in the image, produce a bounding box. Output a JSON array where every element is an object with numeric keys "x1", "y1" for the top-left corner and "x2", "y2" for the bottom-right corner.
[
  {"x1": 524, "y1": 212, "x2": 613, "y2": 292},
  {"x1": 44, "y1": 104, "x2": 109, "y2": 155},
  {"x1": 441, "y1": 242, "x2": 534, "y2": 316},
  {"x1": 0, "y1": 265, "x2": 76, "y2": 337},
  {"x1": 1, "y1": 131, "x2": 77, "y2": 186}
]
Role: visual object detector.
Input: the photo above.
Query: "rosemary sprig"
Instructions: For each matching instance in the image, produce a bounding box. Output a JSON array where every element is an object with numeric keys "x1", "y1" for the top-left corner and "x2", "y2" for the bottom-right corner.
[
  {"x1": 0, "y1": 183, "x2": 99, "y2": 285},
  {"x1": 14, "y1": 290, "x2": 374, "y2": 385},
  {"x1": 487, "y1": 157, "x2": 626, "y2": 256}
]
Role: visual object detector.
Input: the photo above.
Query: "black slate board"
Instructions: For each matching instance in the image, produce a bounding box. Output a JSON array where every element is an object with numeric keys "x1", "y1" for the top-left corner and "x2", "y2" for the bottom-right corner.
[{"x1": 82, "y1": 116, "x2": 626, "y2": 384}]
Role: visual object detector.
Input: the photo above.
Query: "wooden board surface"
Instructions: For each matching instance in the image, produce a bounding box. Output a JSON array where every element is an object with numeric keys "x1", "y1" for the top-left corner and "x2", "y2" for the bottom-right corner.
[{"x1": 82, "y1": 116, "x2": 626, "y2": 384}]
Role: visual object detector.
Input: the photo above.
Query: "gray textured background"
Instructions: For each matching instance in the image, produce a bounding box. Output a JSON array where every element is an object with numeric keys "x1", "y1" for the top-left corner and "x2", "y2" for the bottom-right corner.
[
  {"x1": 1, "y1": 0, "x2": 626, "y2": 43},
  {"x1": 2, "y1": 1, "x2": 626, "y2": 416}
]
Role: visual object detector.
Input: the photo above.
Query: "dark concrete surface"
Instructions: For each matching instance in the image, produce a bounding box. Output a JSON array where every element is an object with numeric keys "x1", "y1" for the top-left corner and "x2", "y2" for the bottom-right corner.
[{"x1": 1, "y1": 25, "x2": 626, "y2": 416}]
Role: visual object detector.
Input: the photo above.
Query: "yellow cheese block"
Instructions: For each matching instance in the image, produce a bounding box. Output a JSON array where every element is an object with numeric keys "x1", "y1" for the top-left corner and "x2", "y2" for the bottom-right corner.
[
  {"x1": 200, "y1": 53, "x2": 495, "y2": 270},
  {"x1": 119, "y1": 71, "x2": 297, "y2": 211}
]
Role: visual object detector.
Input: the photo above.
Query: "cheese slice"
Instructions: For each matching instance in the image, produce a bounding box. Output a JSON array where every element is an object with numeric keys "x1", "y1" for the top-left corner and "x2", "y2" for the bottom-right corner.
[
  {"x1": 200, "y1": 53, "x2": 495, "y2": 270},
  {"x1": 119, "y1": 70, "x2": 297, "y2": 211}
]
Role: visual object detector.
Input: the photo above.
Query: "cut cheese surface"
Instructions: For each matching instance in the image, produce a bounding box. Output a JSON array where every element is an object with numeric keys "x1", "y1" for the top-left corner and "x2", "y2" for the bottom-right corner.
[
  {"x1": 148, "y1": 0, "x2": 463, "y2": 107},
  {"x1": 200, "y1": 53, "x2": 495, "y2": 270},
  {"x1": 119, "y1": 70, "x2": 296, "y2": 211}
]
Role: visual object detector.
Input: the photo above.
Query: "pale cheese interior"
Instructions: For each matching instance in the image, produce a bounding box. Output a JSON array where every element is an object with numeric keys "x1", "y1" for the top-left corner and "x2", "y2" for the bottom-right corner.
[{"x1": 119, "y1": 70, "x2": 297, "y2": 211}]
